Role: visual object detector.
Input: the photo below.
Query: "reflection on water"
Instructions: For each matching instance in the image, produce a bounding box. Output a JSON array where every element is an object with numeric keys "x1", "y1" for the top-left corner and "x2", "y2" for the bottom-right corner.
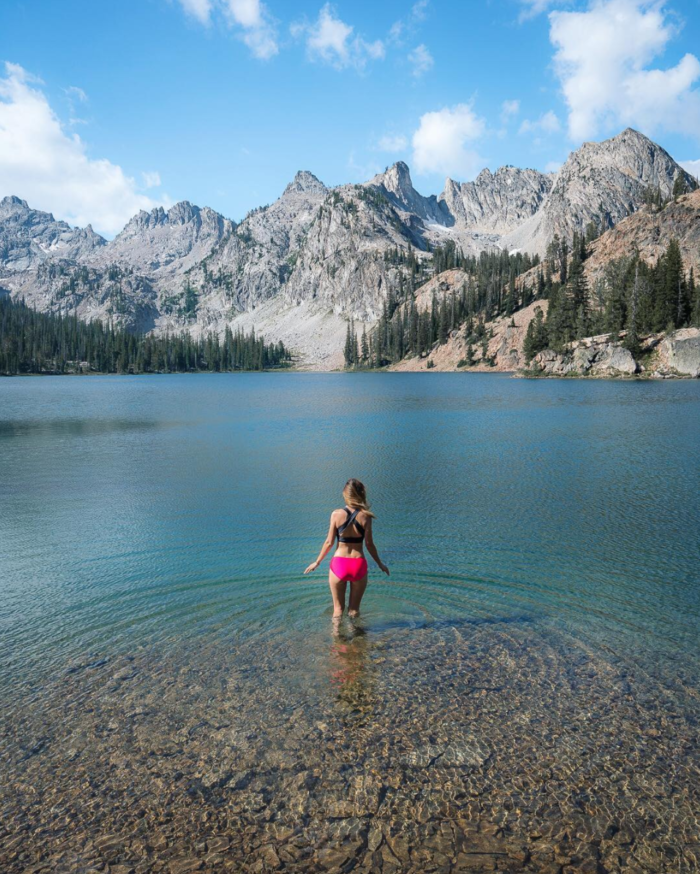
[
  {"x1": 1, "y1": 373, "x2": 699, "y2": 872},
  {"x1": 330, "y1": 620, "x2": 377, "y2": 720}
]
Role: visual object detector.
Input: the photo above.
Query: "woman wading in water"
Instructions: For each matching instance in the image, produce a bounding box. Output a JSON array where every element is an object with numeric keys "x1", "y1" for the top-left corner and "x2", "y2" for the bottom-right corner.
[{"x1": 304, "y1": 479, "x2": 389, "y2": 618}]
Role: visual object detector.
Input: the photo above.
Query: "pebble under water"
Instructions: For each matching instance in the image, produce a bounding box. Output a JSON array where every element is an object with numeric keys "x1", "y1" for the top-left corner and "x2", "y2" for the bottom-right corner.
[{"x1": 1, "y1": 373, "x2": 699, "y2": 873}]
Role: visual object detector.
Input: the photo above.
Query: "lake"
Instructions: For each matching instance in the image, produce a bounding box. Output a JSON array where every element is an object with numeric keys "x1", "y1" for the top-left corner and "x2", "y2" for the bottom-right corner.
[{"x1": 1, "y1": 373, "x2": 699, "y2": 873}]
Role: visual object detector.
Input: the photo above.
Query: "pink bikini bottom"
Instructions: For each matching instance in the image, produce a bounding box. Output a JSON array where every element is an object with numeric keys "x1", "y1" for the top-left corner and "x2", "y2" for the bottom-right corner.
[{"x1": 330, "y1": 556, "x2": 368, "y2": 583}]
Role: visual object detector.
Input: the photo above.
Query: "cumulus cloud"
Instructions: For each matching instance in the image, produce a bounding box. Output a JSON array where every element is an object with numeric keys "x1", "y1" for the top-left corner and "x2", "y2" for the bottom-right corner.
[
  {"x1": 377, "y1": 134, "x2": 408, "y2": 152},
  {"x1": 179, "y1": 0, "x2": 213, "y2": 25},
  {"x1": 519, "y1": 109, "x2": 561, "y2": 135},
  {"x1": 412, "y1": 103, "x2": 486, "y2": 179},
  {"x1": 550, "y1": 0, "x2": 700, "y2": 141},
  {"x1": 224, "y1": 0, "x2": 278, "y2": 59},
  {"x1": 294, "y1": 3, "x2": 384, "y2": 70},
  {"x1": 501, "y1": 99, "x2": 520, "y2": 122},
  {"x1": 681, "y1": 159, "x2": 700, "y2": 180},
  {"x1": 408, "y1": 44, "x2": 434, "y2": 78},
  {"x1": 0, "y1": 63, "x2": 166, "y2": 237},
  {"x1": 177, "y1": 0, "x2": 278, "y2": 59}
]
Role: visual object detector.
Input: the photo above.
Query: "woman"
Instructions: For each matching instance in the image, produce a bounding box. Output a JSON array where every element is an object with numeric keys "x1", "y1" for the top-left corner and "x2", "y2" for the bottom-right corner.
[{"x1": 304, "y1": 479, "x2": 389, "y2": 618}]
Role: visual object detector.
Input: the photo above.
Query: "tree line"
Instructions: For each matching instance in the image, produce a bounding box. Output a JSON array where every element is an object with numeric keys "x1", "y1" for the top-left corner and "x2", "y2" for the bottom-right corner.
[
  {"x1": 0, "y1": 295, "x2": 290, "y2": 375},
  {"x1": 524, "y1": 234, "x2": 699, "y2": 361},
  {"x1": 345, "y1": 242, "x2": 540, "y2": 368}
]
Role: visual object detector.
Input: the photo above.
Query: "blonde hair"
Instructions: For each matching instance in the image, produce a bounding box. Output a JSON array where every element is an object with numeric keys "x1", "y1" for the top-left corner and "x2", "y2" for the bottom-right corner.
[{"x1": 343, "y1": 478, "x2": 376, "y2": 519}]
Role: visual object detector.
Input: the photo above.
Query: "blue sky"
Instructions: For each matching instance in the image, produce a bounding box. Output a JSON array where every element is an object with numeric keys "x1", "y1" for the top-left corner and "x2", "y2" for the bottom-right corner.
[{"x1": 0, "y1": 0, "x2": 699, "y2": 235}]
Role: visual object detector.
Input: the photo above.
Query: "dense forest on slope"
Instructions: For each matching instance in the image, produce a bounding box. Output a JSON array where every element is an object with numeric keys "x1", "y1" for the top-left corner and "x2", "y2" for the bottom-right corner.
[
  {"x1": 0, "y1": 296, "x2": 290, "y2": 375},
  {"x1": 344, "y1": 243, "x2": 541, "y2": 367},
  {"x1": 523, "y1": 234, "x2": 699, "y2": 362},
  {"x1": 346, "y1": 188, "x2": 700, "y2": 370}
]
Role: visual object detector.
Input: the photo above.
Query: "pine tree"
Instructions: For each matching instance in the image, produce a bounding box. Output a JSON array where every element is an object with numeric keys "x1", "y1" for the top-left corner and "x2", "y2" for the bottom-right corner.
[
  {"x1": 690, "y1": 268, "x2": 699, "y2": 327},
  {"x1": 523, "y1": 306, "x2": 548, "y2": 361},
  {"x1": 655, "y1": 239, "x2": 684, "y2": 331},
  {"x1": 624, "y1": 262, "x2": 641, "y2": 356}
]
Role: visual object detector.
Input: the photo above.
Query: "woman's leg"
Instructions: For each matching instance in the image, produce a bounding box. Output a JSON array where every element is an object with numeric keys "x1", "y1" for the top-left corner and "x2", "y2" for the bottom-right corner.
[
  {"x1": 348, "y1": 575, "x2": 368, "y2": 617},
  {"x1": 329, "y1": 570, "x2": 347, "y2": 618}
]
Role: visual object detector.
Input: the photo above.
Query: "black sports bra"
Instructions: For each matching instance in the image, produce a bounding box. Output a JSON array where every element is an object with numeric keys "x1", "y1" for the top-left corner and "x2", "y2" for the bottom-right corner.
[{"x1": 337, "y1": 507, "x2": 365, "y2": 544}]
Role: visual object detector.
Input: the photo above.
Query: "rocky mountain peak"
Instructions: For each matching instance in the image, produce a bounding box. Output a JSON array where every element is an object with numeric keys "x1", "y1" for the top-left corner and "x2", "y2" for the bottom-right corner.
[
  {"x1": 93, "y1": 200, "x2": 233, "y2": 277},
  {"x1": 366, "y1": 162, "x2": 447, "y2": 225},
  {"x1": 283, "y1": 171, "x2": 327, "y2": 197},
  {"x1": 0, "y1": 197, "x2": 106, "y2": 270},
  {"x1": 1, "y1": 195, "x2": 30, "y2": 212},
  {"x1": 439, "y1": 165, "x2": 554, "y2": 235},
  {"x1": 369, "y1": 162, "x2": 416, "y2": 202}
]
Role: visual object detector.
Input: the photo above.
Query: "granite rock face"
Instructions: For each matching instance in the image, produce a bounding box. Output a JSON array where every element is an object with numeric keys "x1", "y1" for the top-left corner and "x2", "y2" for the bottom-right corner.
[
  {"x1": 439, "y1": 166, "x2": 555, "y2": 235},
  {"x1": 92, "y1": 201, "x2": 235, "y2": 281},
  {"x1": 533, "y1": 337, "x2": 639, "y2": 377},
  {"x1": 0, "y1": 196, "x2": 105, "y2": 271},
  {"x1": 655, "y1": 328, "x2": 700, "y2": 377}
]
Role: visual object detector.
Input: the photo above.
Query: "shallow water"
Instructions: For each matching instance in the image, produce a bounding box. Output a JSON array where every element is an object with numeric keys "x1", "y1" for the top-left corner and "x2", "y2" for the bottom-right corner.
[{"x1": 1, "y1": 373, "x2": 699, "y2": 873}]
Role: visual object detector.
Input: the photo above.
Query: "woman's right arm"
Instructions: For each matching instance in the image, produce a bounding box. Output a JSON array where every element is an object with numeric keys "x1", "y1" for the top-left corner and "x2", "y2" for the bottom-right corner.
[
  {"x1": 364, "y1": 517, "x2": 389, "y2": 576},
  {"x1": 304, "y1": 512, "x2": 338, "y2": 574}
]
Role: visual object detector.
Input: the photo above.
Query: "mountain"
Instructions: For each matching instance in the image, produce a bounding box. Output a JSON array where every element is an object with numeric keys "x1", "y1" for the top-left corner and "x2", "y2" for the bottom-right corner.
[
  {"x1": 438, "y1": 166, "x2": 555, "y2": 235},
  {"x1": 502, "y1": 128, "x2": 696, "y2": 254},
  {"x1": 93, "y1": 201, "x2": 235, "y2": 281},
  {"x1": 0, "y1": 196, "x2": 105, "y2": 271},
  {"x1": 0, "y1": 129, "x2": 696, "y2": 366}
]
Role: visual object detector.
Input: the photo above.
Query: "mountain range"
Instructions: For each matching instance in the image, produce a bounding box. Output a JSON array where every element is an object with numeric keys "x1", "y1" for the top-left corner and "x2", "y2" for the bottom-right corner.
[{"x1": 0, "y1": 128, "x2": 696, "y2": 368}]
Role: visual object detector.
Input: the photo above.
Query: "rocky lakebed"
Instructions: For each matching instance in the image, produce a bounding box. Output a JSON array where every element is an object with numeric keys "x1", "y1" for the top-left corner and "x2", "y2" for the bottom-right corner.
[{"x1": 2, "y1": 620, "x2": 699, "y2": 874}]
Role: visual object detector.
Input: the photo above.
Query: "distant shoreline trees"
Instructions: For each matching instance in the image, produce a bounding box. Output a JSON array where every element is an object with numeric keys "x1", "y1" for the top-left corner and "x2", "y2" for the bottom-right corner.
[{"x1": 0, "y1": 296, "x2": 291, "y2": 376}]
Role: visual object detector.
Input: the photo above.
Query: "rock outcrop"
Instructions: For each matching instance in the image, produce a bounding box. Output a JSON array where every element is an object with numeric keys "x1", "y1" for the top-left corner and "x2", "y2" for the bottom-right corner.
[
  {"x1": 653, "y1": 328, "x2": 700, "y2": 377},
  {"x1": 531, "y1": 337, "x2": 639, "y2": 377},
  {"x1": 528, "y1": 328, "x2": 700, "y2": 378},
  {"x1": 584, "y1": 189, "x2": 700, "y2": 282}
]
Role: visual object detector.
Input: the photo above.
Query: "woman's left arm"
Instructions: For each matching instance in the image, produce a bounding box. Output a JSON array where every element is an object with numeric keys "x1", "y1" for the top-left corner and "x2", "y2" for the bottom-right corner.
[{"x1": 304, "y1": 513, "x2": 337, "y2": 574}]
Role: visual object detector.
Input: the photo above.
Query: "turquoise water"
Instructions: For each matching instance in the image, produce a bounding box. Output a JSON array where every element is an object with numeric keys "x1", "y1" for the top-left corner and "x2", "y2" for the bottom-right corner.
[
  {"x1": 2, "y1": 374, "x2": 700, "y2": 873},
  {"x1": 2, "y1": 373, "x2": 699, "y2": 690}
]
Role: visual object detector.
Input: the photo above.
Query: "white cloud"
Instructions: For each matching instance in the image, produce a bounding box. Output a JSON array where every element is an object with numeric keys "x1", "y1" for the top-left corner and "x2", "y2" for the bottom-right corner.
[
  {"x1": 296, "y1": 3, "x2": 384, "y2": 70},
  {"x1": 378, "y1": 134, "x2": 408, "y2": 152},
  {"x1": 519, "y1": 109, "x2": 561, "y2": 135},
  {"x1": 550, "y1": 0, "x2": 700, "y2": 141},
  {"x1": 177, "y1": 0, "x2": 278, "y2": 59},
  {"x1": 411, "y1": 0, "x2": 430, "y2": 22},
  {"x1": 0, "y1": 63, "x2": 166, "y2": 237},
  {"x1": 64, "y1": 85, "x2": 88, "y2": 103},
  {"x1": 518, "y1": 0, "x2": 561, "y2": 21},
  {"x1": 389, "y1": 0, "x2": 430, "y2": 46},
  {"x1": 412, "y1": 103, "x2": 486, "y2": 179},
  {"x1": 501, "y1": 99, "x2": 520, "y2": 122},
  {"x1": 681, "y1": 159, "x2": 700, "y2": 180},
  {"x1": 545, "y1": 160, "x2": 563, "y2": 173},
  {"x1": 408, "y1": 44, "x2": 434, "y2": 78},
  {"x1": 224, "y1": 0, "x2": 278, "y2": 59},
  {"x1": 179, "y1": 0, "x2": 213, "y2": 25},
  {"x1": 141, "y1": 171, "x2": 162, "y2": 189}
]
